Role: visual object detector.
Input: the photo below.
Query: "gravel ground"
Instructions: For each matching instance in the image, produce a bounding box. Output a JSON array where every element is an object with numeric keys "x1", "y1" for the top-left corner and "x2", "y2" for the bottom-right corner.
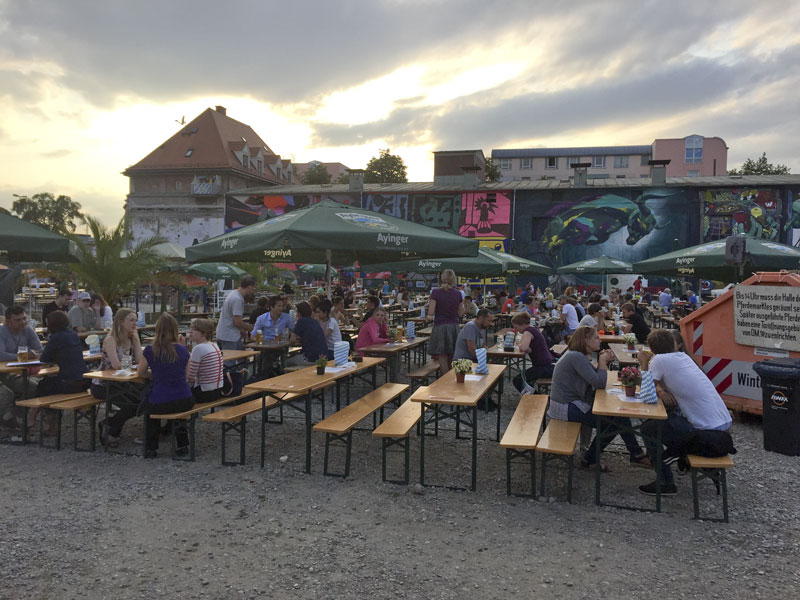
[{"x1": 2, "y1": 382, "x2": 799, "y2": 599}]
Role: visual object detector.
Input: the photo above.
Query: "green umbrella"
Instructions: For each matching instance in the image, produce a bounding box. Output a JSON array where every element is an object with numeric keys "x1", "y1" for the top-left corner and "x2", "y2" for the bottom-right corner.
[
  {"x1": 185, "y1": 262, "x2": 249, "y2": 279},
  {"x1": 185, "y1": 199, "x2": 479, "y2": 296},
  {"x1": 557, "y1": 255, "x2": 633, "y2": 294},
  {"x1": 361, "y1": 247, "x2": 550, "y2": 277},
  {"x1": 633, "y1": 237, "x2": 800, "y2": 280},
  {"x1": 0, "y1": 212, "x2": 80, "y2": 262}
]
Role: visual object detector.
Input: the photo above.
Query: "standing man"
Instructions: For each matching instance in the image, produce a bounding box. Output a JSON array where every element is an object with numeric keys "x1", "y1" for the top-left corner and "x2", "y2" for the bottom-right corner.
[
  {"x1": 636, "y1": 329, "x2": 732, "y2": 495},
  {"x1": 68, "y1": 291, "x2": 97, "y2": 332},
  {"x1": 453, "y1": 309, "x2": 494, "y2": 361},
  {"x1": 42, "y1": 289, "x2": 72, "y2": 324},
  {"x1": 559, "y1": 295, "x2": 579, "y2": 338},
  {"x1": 216, "y1": 275, "x2": 257, "y2": 355}
]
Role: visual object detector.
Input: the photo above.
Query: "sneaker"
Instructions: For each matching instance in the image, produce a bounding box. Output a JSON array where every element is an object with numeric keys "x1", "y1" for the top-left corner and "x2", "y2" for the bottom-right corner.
[
  {"x1": 638, "y1": 481, "x2": 678, "y2": 496},
  {"x1": 132, "y1": 437, "x2": 144, "y2": 445}
]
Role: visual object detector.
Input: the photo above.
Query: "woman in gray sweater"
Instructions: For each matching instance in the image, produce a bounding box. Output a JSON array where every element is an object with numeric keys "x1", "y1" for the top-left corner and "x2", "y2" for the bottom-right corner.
[{"x1": 549, "y1": 326, "x2": 650, "y2": 469}]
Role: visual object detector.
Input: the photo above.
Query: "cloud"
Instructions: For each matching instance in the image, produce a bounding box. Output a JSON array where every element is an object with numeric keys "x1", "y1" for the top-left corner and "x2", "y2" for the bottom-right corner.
[{"x1": 43, "y1": 148, "x2": 74, "y2": 158}]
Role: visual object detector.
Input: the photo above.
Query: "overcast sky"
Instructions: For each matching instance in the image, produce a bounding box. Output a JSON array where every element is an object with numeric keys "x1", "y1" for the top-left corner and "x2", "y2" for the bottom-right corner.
[{"x1": 1, "y1": 0, "x2": 798, "y2": 225}]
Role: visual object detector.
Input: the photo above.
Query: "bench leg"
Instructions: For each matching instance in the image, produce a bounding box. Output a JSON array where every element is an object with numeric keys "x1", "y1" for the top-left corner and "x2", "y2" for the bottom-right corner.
[
  {"x1": 720, "y1": 469, "x2": 729, "y2": 523},
  {"x1": 566, "y1": 456, "x2": 574, "y2": 504},
  {"x1": 381, "y1": 436, "x2": 410, "y2": 485},
  {"x1": 240, "y1": 415, "x2": 246, "y2": 466},
  {"x1": 540, "y1": 452, "x2": 547, "y2": 498},
  {"x1": 506, "y1": 449, "x2": 511, "y2": 496},
  {"x1": 322, "y1": 431, "x2": 352, "y2": 478},
  {"x1": 691, "y1": 468, "x2": 700, "y2": 519}
]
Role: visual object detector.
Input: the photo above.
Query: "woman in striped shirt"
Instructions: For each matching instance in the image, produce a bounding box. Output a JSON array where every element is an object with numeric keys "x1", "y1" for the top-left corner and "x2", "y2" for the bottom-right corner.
[{"x1": 186, "y1": 318, "x2": 224, "y2": 403}]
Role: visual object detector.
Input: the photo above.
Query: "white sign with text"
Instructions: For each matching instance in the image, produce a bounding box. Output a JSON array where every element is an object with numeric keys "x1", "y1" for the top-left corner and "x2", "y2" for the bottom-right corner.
[{"x1": 733, "y1": 285, "x2": 800, "y2": 352}]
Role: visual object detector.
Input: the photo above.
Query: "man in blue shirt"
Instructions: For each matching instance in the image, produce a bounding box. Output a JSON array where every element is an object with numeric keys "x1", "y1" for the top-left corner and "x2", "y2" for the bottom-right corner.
[
  {"x1": 658, "y1": 288, "x2": 672, "y2": 309},
  {"x1": 251, "y1": 296, "x2": 293, "y2": 340}
]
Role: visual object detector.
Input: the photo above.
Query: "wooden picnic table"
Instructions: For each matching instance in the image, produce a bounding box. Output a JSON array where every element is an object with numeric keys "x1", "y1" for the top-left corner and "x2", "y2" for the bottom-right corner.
[
  {"x1": 598, "y1": 333, "x2": 627, "y2": 345},
  {"x1": 247, "y1": 357, "x2": 386, "y2": 472},
  {"x1": 359, "y1": 338, "x2": 426, "y2": 381},
  {"x1": 411, "y1": 363, "x2": 506, "y2": 491},
  {"x1": 245, "y1": 340, "x2": 292, "y2": 373},
  {"x1": 486, "y1": 344, "x2": 527, "y2": 382},
  {"x1": 592, "y1": 371, "x2": 668, "y2": 512}
]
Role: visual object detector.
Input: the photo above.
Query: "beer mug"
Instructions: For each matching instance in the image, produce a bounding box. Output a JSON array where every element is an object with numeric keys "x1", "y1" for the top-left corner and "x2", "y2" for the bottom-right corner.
[
  {"x1": 17, "y1": 345, "x2": 28, "y2": 362},
  {"x1": 256, "y1": 330, "x2": 264, "y2": 344}
]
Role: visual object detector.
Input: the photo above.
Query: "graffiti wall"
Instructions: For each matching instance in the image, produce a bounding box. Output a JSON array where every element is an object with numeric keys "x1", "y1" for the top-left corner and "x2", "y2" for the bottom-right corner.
[
  {"x1": 788, "y1": 190, "x2": 800, "y2": 247},
  {"x1": 514, "y1": 188, "x2": 696, "y2": 279},
  {"x1": 225, "y1": 193, "x2": 357, "y2": 230},
  {"x1": 702, "y1": 188, "x2": 781, "y2": 242}
]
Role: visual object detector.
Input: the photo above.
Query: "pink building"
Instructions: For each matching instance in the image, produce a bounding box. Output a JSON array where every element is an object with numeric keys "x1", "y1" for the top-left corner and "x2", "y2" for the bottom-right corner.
[{"x1": 652, "y1": 135, "x2": 728, "y2": 177}]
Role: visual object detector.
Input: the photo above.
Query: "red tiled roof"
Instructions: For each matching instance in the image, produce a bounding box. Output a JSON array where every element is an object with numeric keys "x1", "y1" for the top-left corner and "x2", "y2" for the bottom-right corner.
[{"x1": 124, "y1": 107, "x2": 279, "y2": 180}]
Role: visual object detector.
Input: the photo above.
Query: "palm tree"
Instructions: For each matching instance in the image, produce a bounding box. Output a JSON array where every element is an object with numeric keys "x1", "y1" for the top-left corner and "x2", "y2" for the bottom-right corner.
[{"x1": 67, "y1": 216, "x2": 169, "y2": 308}]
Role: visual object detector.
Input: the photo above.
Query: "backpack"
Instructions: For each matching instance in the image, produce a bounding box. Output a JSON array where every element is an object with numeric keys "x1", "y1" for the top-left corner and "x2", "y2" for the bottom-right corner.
[{"x1": 221, "y1": 367, "x2": 246, "y2": 397}]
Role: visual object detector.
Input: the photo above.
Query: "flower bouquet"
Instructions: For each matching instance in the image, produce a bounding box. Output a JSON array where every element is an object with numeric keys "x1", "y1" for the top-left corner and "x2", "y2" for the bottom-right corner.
[
  {"x1": 623, "y1": 333, "x2": 637, "y2": 349},
  {"x1": 619, "y1": 366, "x2": 641, "y2": 397},
  {"x1": 451, "y1": 358, "x2": 473, "y2": 383}
]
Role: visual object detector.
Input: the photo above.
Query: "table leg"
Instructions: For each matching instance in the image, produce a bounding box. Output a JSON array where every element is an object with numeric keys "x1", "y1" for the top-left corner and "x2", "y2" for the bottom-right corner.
[
  {"x1": 594, "y1": 415, "x2": 604, "y2": 505},
  {"x1": 655, "y1": 420, "x2": 663, "y2": 513},
  {"x1": 304, "y1": 392, "x2": 312, "y2": 474},
  {"x1": 471, "y1": 404, "x2": 478, "y2": 492},
  {"x1": 260, "y1": 393, "x2": 266, "y2": 469},
  {"x1": 419, "y1": 401, "x2": 427, "y2": 485}
]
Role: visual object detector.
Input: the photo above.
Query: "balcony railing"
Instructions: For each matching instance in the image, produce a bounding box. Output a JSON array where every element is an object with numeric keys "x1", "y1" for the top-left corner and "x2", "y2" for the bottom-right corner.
[{"x1": 192, "y1": 182, "x2": 223, "y2": 195}]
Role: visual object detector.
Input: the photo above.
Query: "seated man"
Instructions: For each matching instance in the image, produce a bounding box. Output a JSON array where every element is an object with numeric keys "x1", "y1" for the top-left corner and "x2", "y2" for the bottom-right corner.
[
  {"x1": 67, "y1": 291, "x2": 98, "y2": 333},
  {"x1": 453, "y1": 309, "x2": 493, "y2": 361},
  {"x1": 251, "y1": 296, "x2": 293, "y2": 340},
  {"x1": 462, "y1": 294, "x2": 478, "y2": 318},
  {"x1": 620, "y1": 301, "x2": 650, "y2": 343},
  {"x1": 636, "y1": 329, "x2": 732, "y2": 495},
  {"x1": 0, "y1": 305, "x2": 43, "y2": 429}
]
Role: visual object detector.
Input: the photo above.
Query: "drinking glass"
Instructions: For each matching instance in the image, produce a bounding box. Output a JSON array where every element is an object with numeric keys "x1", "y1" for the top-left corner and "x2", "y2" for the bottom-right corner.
[
  {"x1": 121, "y1": 355, "x2": 133, "y2": 370},
  {"x1": 17, "y1": 345, "x2": 28, "y2": 362}
]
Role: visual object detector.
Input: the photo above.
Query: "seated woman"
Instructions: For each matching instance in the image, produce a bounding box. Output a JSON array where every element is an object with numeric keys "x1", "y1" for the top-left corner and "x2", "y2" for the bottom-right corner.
[
  {"x1": 287, "y1": 301, "x2": 331, "y2": 366},
  {"x1": 136, "y1": 313, "x2": 193, "y2": 458},
  {"x1": 314, "y1": 299, "x2": 342, "y2": 355},
  {"x1": 90, "y1": 293, "x2": 113, "y2": 330},
  {"x1": 186, "y1": 318, "x2": 224, "y2": 403},
  {"x1": 36, "y1": 310, "x2": 90, "y2": 435},
  {"x1": 509, "y1": 312, "x2": 556, "y2": 393},
  {"x1": 355, "y1": 307, "x2": 390, "y2": 356},
  {"x1": 578, "y1": 302, "x2": 603, "y2": 331},
  {"x1": 94, "y1": 308, "x2": 144, "y2": 447},
  {"x1": 549, "y1": 326, "x2": 650, "y2": 469}
]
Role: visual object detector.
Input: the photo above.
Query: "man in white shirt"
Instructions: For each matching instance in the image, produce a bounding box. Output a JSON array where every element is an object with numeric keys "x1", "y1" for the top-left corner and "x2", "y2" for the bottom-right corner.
[
  {"x1": 636, "y1": 329, "x2": 732, "y2": 496},
  {"x1": 216, "y1": 275, "x2": 257, "y2": 357},
  {"x1": 559, "y1": 295, "x2": 579, "y2": 337}
]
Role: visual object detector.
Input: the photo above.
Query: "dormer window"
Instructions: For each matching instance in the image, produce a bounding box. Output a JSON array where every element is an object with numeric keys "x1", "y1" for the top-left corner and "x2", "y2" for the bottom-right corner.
[
  {"x1": 185, "y1": 149, "x2": 193, "y2": 157},
  {"x1": 257, "y1": 160, "x2": 263, "y2": 173},
  {"x1": 242, "y1": 154, "x2": 249, "y2": 168}
]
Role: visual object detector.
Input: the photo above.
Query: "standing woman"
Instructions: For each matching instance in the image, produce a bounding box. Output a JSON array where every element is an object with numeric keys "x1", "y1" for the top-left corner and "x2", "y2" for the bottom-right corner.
[
  {"x1": 186, "y1": 318, "x2": 224, "y2": 403},
  {"x1": 94, "y1": 308, "x2": 144, "y2": 447},
  {"x1": 427, "y1": 269, "x2": 464, "y2": 374},
  {"x1": 136, "y1": 313, "x2": 193, "y2": 458}
]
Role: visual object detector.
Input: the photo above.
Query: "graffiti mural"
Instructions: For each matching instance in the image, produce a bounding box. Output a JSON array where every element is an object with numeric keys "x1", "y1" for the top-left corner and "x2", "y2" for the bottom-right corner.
[
  {"x1": 363, "y1": 194, "x2": 408, "y2": 220},
  {"x1": 702, "y1": 188, "x2": 781, "y2": 241},
  {"x1": 786, "y1": 191, "x2": 800, "y2": 247},
  {"x1": 459, "y1": 192, "x2": 512, "y2": 238},
  {"x1": 410, "y1": 194, "x2": 461, "y2": 233},
  {"x1": 225, "y1": 193, "x2": 356, "y2": 230}
]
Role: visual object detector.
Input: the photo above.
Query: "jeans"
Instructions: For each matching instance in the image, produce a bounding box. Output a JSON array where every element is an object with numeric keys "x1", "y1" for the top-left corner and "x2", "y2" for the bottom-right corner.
[
  {"x1": 92, "y1": 383, "x2": 140, "y2": 438},
  {"x1": 513, "y1": 363, "x2": 555, "y2": 392},
  {"x1": 566, "y1": 403, "x2": 643, "y2": 464},
  {"x1": 191, "y1": 387, "x2": 222, "y2": 403},
  {"x1": 144, "y1": 396, "x2": 194, "y2": 452},
  {"x1": 219, "y1": 339, "x2": 244, "y2": 368},
  {"x1": 642, "y1": 413, "x2": 696, "y2": 485}
]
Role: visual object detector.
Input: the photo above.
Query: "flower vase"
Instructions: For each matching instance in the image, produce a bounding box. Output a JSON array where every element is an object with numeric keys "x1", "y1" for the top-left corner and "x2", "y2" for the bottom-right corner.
[
  {"x1": 627, "y1": 343, "x2": 635, "y2": 350},
  {"x1": 624, "y1": 385, "x2": 636, "y2": 397},
  {"x1": 456, "y1": 373, "x2": 466, "y2": 383}
]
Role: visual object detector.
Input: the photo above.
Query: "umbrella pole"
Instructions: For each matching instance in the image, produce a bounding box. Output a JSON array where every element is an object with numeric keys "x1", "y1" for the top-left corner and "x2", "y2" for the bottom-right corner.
[{"x1": 325, "y1": 249, "x2": 332, "y2": 300}]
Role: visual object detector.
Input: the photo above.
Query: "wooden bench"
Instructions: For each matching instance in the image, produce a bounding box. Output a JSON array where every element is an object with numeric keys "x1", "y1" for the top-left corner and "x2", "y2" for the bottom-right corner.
[
  {"x1": 313, "y1": 383, "x2": 409, "y2": 477},
  {"x1": 534, "y1": 378, "x2": 553, "y2": 394},
  {"x1": 372, "y1": 387, "x2": 429, "y2": 485},
  {"x1": 687, "y1": 454, "x2": 734, "y2": 522},
  {"x1": 16, "y1": 392, "x2": 93, "y2": 446},
  {"x1": 49, "y1": 395, "x2": 104, "y2": 452},
  {"x1": 536, "y1": 419, "x2": 582, "y2": 502},
  {"x1": 499, "y1": 395, "x2": 547, "y2": 497},
  {"x1": 407, "y1": 362, "x2": 440, "y2": 390},
  {"x1": 147, "y1": 387, "x2": 263, "y2": 461},
  {"x1": 202, "y1": 391, "x2": 298, "y2": 466}
]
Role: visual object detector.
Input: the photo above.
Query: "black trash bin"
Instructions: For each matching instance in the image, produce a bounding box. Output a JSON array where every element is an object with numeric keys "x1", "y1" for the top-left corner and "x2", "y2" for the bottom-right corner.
[{"x1": 753, "y1": 358, "x2": 800, "y2": 456}]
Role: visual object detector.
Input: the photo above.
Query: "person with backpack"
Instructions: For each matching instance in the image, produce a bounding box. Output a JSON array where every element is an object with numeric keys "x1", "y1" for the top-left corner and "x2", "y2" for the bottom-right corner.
[{"x1": 636, "y1": 329, "x2": 732, "y2": 496}]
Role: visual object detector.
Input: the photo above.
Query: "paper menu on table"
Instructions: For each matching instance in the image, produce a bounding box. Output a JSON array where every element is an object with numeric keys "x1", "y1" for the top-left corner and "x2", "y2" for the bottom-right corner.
[{"x1": 464, "y1": 374, "x2": 483, "y2": 381}]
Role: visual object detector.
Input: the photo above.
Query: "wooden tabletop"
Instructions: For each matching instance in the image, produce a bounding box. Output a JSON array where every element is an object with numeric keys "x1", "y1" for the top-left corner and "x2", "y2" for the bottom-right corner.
[
  {"x1": 551, "y1": 344, "x2": 567, "y2": 356},
  {"x1": 359, "y1": 338, "x2": 426, "y2": 355},
  {"x1": 598, "y1": 333, "x2": 627, "y2": 344},
  {"x1": 221, "y1": 349, "x2": 261, "y2": 361},
  {"x1": 83, "y1": 369, "x2": 147, "y2": 383},
  {"x1": 247, "y1": 356, "x2": 386, "y2": 394},
  {"x1": 246, "y1": 341, "x2": 292, "y2": 351},
  {"x1": 486, "y1": 345, "x2": 526, "y2": 358},
  {"x1": 593, "y1": 371, "x2": 667, "y2": 419},
  {"x1": 607, "y1": 343, "x2": 643, "y2": 366},
  {"x1": 410, "y1": 363, "x2": 506, "y2": 406}
]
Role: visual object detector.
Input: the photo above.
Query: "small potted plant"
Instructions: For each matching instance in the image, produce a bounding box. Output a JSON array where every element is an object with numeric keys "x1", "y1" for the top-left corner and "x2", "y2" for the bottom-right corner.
[
  {"x1": 619, "y1": 366, "x2": 641, "y2": 397},
  {"x1": 623, "y1": 333, "x2": 637, "y2": 350},
  {"x1": 314, "y1": 355, "x2": 328, "y2": 375},
  {"x1": 387, "y1": 328, "x2": 397, "y2": 343},
  {"x1": 451, "y1": 358, "x2": 473, "y2": 383}
]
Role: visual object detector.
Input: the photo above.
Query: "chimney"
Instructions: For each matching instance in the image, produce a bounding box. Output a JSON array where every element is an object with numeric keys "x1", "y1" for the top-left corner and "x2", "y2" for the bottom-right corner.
[
  {"x1": 461, "y1": 165, "x2": 481, "y2": 188},
  {"x1": 571, "y1": 162, "x2": 591, "y2": 187},
  {"x1": 215, "y1": 105, "x2": 227, "y2": 116},
  {"x1": 648, "y1": 159, "x2": 670, "y2": 185},
  {"x1": 347, "y1": 169, "x2": 365, "y2": 191}
]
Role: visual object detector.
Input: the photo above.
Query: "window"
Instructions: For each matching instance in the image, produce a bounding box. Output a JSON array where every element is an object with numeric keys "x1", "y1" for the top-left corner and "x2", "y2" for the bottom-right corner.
[
  {"x1": 592, "y1": 156, "x2": 605, "y2": 168},
  {"x1": 175, "y1": 180, "x2": 182, "y2": 191},
  {"x1": 616, "y1": 175, "x2": 626, "y2": 179},
  {"x1": 520, "y1": 157, "x2": 532, "y2": 169},
  {"x1": 185, "y1": 149, "x2": 193, "y2": 157},
  {"x1": 614, "y1": 156, "x2": 629, "y2": 168},
  {"x1": 687, "y1": 170, "x2": 700, "y2": 177},
  {"x1": 257, "y1": 160, "x2": 263, "y2": 173},
  {"x1": 641, "y1": 154, "x2": 651, "y2": 166},
  {"x1": 685, "y1": 136, "x2": 703, "y2": 163},
  {"x1": 521, "y1": 176, "x2": 531, "y2": 180},
  {"x1": 242, "y1": 154, "x2": 249, "y2": 168},
  {"x1": 499, "y1": 158, "x2": 511, "y2": 170},
  {"x1": 546, "y1": 157, "x2": 558, "y2": 169}
]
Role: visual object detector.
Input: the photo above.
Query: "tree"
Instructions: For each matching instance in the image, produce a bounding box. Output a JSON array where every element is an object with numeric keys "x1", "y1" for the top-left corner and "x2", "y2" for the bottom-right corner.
[
  {"x1": 67, "y1": 216, "x2": 168, "y2": 307},
  {"x1": 364, "y1": 149, "x2": 408, "y2": 183},
  {"x1": 728, "y1": 153, "x2": 790, "y2": 175},
  {"x1": 301, "y1": 163, "x2": 332, "y2": 184},
  {"x1": 484, "y1": 158, "x2": 502, "y2": 182},
  {"x1": 12, "y1": 192, "x2": 85, "y2": 234}
]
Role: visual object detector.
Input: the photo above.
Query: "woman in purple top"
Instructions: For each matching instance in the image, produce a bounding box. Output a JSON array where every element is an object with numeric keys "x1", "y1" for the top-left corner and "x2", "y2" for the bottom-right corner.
[
  {"x1": 136, "y1": 313, "x2": 193, "y2": 458},
  {"x1": 427, "y1": 269, "x2": 464, "y2": 374},
  {"x1": 510, "y1": 311, "x2": 556, "y2": 392}
]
